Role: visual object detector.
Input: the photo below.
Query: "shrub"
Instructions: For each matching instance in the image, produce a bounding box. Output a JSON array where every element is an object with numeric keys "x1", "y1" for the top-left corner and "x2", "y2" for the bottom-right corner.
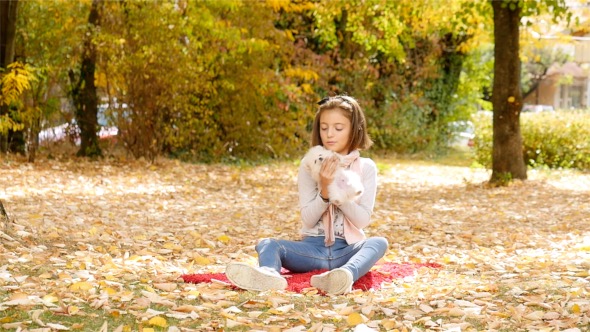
[{"x1": 472, "y1": 110, "x2": 590, "y2": 171}]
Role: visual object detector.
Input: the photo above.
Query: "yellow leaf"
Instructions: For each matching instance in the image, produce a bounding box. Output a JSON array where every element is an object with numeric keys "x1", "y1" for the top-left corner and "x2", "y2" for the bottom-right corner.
[
  {"x1": 217, "y1": 235, "x2": 231, "y2": 244},
  {"x1": 301, "y1": 83, "x2": 313, "y2": 94},
  {"x1": 193, "y1": 254, "x2": 211, "y2": 265},
  {"x1": 507, "y1": 96, "x2": 515, "y2": 103},
  {"x1": 57, "y1": 272, "x2": 72, "y2": 280},
  {"x1": 572, "y1": 303, "x2": 581, "y2": 314},
  {"x1": 163, "y1": 242, "x2": 182, "y2": 250},
  {"x1": 347, "y1": 312, "x2": 363, "y2": 326},
  {"x1": 70, "y1": 281, "x2": 93, "y2": 292},
  {"x1": 43, "y1": 294, "x2": 59, "y2": 303},
  {"x1": 285, "y1": 30, "x2": 294, "y2": 41},
  {"x1": 148, "y1": 316, "x2": 168, "y2": 328}
]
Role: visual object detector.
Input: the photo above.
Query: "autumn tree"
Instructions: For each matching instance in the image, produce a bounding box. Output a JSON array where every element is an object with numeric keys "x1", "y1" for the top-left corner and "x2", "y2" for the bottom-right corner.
[
  {"x1": 302, "y1": 0, "x2": 490, "y2": 152},
  {"x1": 489, "y1": 0, "x2": 571, "y2": 184},
  {"x1": 99, "y1": 0, "x2": 311, "y2": 161}
]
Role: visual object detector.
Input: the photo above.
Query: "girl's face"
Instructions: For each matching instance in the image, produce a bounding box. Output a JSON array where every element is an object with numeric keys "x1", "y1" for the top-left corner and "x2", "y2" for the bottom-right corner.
[{"x1": 319, "y1": 108, "x2": 352, "y2": 155}]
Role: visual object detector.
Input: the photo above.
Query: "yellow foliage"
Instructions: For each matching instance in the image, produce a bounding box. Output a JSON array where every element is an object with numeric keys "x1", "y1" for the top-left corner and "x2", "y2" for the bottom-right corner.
[
  {"x1": 284, "y1": 68, "x2": 319, "y2": 82},
  {"x1": 301, "y1": 83, "x2": 313, "y2": 94},
  {"x1": 266, "y1": 0, "x2": 314, "y2": 12},
  {"x1": 0, "y1": 62, "x2": 36, "y2": 106}
]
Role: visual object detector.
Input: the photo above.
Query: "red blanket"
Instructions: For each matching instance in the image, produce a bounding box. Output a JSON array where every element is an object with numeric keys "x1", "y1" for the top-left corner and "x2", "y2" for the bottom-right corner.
[{"x1": 181, "y1": 262, "x2": 441, "y2": 293}]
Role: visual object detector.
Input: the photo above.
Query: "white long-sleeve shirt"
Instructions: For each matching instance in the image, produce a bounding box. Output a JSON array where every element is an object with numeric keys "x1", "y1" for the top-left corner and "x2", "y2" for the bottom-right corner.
[{"x1": 297, "y1": 156, "x2": 377, "y2": 239}]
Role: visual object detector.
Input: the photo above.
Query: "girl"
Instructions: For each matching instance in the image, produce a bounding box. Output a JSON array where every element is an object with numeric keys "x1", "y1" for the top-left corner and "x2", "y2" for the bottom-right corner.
[{"x1": 225, "y1": 95, "x2": 388, "y2": 295}]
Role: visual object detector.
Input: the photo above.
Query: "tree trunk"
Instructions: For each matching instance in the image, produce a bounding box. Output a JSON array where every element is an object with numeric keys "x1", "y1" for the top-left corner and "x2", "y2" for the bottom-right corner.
[
  {"x1": 490, "y1": 1, "x2": 527, "y2": 184},
  {"x1": 0, "y1": 0, "x2": 21, "y2": 154},
  {"x1": 73, "y1": 0, "x2": 102, "y2": 158},
  {"x1": 337, "y1": 9, "x2": 353, "y2": 60},
  {"x1": 0, "y1": 0, "x2": 18, "y2": 67}
]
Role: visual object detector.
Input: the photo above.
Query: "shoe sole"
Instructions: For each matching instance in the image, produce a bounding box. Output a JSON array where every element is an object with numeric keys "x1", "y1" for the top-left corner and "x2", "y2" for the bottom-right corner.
[
  {"x1": 225, "y1": 263, "x2": 287, "y2": 291},
  {"x1": 310, "y1": 268, "x2": 353, "y2": 295}
]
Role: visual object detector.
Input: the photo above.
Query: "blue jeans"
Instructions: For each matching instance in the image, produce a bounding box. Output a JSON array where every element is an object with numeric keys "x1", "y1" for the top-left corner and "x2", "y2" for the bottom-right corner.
[{"x1": 255, "y1": 236, "x2": 389, "y2": 282}]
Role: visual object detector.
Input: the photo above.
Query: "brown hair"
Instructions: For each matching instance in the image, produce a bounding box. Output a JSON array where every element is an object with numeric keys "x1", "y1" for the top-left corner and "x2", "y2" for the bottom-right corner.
[{"x1": 311, "y1": 95, "x2": 373, "y2": 153}]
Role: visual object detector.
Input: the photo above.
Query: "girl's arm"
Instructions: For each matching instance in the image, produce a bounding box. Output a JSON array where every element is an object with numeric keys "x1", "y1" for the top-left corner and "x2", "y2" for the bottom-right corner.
[
  {"x1": 338, "y1": 158, "x2": 377, "y2": 229},
  {"x1": 298, "y1": 162, "x2": 329, "y2": 229}
]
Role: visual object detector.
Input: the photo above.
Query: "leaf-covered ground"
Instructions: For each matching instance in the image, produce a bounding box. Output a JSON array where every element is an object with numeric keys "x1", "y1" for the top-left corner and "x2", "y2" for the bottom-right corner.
[{"x1": 1, "y1": 156, "x2": 589, "y2": 331}]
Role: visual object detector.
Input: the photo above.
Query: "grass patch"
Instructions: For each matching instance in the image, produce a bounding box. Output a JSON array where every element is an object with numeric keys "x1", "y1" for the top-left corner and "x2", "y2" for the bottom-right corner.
[{"x1": 0, "y1": 305, "x2": 169, "y2": 331}]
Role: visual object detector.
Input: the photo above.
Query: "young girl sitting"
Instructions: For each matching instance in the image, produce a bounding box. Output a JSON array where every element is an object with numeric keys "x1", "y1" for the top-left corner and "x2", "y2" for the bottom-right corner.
[{"x1": 225, "y1": 95, "x2": 388, "y2": 295}]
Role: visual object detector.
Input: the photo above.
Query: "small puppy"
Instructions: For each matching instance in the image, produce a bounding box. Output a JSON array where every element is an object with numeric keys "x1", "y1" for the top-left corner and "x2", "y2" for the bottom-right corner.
[{"x1": 302, "y1": 146, "x2": 364, "y2": 205}]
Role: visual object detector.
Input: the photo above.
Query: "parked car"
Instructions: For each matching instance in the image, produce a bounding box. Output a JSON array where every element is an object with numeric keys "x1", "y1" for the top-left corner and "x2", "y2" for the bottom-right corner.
[
  {"x1": 522, "y1": 104, "x2": 555, "y2": 113},
  {"x1": 448, "y1": 120, "x2": 475, "y2": 148},
  {"x1": 38, "y1": 105, "x2": 119, "y2": 145}
]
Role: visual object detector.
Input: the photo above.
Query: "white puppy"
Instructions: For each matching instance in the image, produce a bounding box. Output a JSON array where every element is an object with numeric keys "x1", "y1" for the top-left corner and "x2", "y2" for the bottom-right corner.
[{"x1": 302, "y1": 146, "x2": 364, "y2": 205}]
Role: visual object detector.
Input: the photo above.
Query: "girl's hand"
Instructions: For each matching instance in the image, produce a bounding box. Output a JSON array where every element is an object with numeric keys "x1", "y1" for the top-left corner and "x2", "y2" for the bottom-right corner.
[{"x1": 319, "y1": 155, "x2": 339, "y2": 199}]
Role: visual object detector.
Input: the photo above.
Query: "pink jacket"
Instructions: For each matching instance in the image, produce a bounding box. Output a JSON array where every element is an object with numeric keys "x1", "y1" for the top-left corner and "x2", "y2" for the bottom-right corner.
[{"x1": 298, "y1": 154, "x2": 378, "y2": 246}]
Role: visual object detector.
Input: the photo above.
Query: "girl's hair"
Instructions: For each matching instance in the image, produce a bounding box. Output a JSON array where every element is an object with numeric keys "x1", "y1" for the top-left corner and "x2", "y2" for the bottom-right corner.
[{"x1": 311, "y1": 95, "x2": 373, "y2": 153}]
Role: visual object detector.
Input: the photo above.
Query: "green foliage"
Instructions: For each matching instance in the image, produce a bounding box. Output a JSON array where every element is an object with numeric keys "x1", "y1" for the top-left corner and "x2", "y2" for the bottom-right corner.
[
  {"x1": 519, "y1": 0, "x2": 572, "y2": 24},
  {"x1": 11, "y1": 0, "x2": 531, "y2": 162},
  {"x1": 304, "y1": 0, "x2": 492, "y2": 154},
  {"x1": 472, "y1": 111, "x2": 493, "y2": 168},
  {"x1": 472, "y1": 111, "x2": 590, "y2": 171},
  {"x1": 9, "y1": 0, "x2": 580, "y2": 162},
  {"x1": 368, "y1": 95, "x2": 438, "y2": 154},
  {"x1": 522, "y1": 112, "x2": 590, "y2": 170}
]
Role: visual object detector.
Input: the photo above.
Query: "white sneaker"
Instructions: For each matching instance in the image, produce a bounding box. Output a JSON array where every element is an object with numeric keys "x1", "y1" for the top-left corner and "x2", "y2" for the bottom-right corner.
[
  {"x1": 225, "y1": 262, "x2": 287, "y2": 291},
  {"x1": 310, "y1": 267, "x2": 354, "y2": 295}
]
